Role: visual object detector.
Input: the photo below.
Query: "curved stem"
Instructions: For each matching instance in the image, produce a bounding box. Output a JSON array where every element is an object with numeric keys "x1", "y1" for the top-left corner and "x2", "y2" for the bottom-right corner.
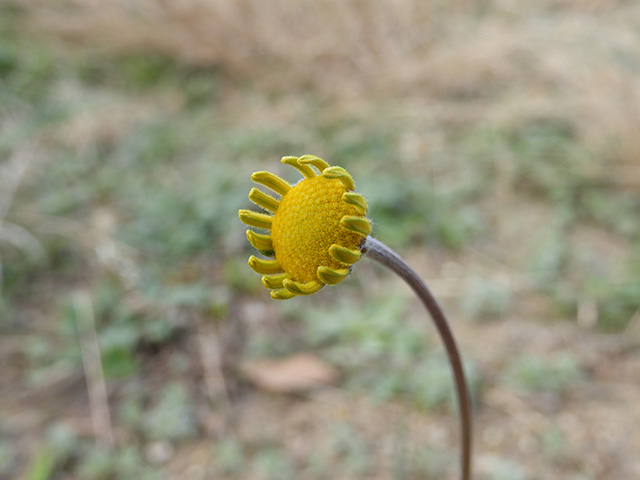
[{"x1": 364, "y1": 237, "x2": 472, "y2": 480}]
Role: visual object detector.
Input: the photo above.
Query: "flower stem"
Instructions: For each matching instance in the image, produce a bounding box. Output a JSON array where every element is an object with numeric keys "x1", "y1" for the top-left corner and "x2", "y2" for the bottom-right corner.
[{"x1": 364, "y1": 237, "x2": 472, "y2": 480}]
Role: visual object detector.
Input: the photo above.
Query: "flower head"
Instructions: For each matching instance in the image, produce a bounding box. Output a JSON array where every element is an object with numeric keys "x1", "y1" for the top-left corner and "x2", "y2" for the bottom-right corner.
[{"x1": 239, "y1": 155, "x2": 371, "y2": 300}]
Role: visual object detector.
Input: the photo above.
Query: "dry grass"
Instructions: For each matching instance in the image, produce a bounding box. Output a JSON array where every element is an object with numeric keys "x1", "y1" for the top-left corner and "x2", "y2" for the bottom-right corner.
[{"x1": 19, "y1": 0, "x2": 640, "y2": 173}]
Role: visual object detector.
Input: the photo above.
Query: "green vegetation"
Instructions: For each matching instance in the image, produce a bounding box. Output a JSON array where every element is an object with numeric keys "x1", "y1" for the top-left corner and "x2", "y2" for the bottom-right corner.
[
  {"x1": 501, "y1": 352, "x2": 585, "y2": 397},
  {"x1": 299, "y1": 294, "x2": 482, "y2": 411}
]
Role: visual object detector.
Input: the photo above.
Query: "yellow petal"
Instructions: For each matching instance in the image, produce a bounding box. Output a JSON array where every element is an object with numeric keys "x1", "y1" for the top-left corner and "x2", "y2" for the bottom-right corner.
[
  {"x1": 248, "y1": 255, "x2": 283, "y2": 274},
  {"x1": 317, "y1": 266, "x2": 349, "y2": 285},
  {"x1": 261, "y1": 272, "x2": 290, "y2": 289},
  {"x1": 283, "y1": 279, "x2": 323, "y2": 296},
  {"x1": 328, "y1": 244, "x2": 362, "y2": 265},
  {"x1": 271, "y1": 288, "x2": 297, "y2": 300},
  {"x1": 281, "y1": 156, "x2": 316, "y2": 178},
  {"x1": 249, "y1": 188, "x2": 280, "y2": 212},
  {"x1": 298, "y1": 154, "x2": 329, "y2": 172},
  {"x1": 341, "y1": 192, "x2": 368, "y2": 215},
  {"x1": 239, "y1": 209, "x2": 273, "y2": 229},
  {"x1": 322, "y1": 166, "x2": 355, "y2": 190},
  {"x1": 246, "y1": 230, "x2": 274, "y2": 255},
  {"x1": 251, "y1": 171, "x2": 291, "y2": 196},
  {"x1": 340, "y1": 215, "x2": 372, "y2": 236}
]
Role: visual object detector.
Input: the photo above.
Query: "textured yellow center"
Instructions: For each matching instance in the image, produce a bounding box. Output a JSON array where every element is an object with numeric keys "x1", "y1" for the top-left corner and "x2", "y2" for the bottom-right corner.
[{"x1": 271, "y1": 175, "x2": 363, "y2": 283}]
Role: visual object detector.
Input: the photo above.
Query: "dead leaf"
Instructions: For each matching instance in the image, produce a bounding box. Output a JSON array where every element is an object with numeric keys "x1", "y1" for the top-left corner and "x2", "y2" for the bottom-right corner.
[{"x1": 240, "y1": 353, "x2": 339, "y2": 393}]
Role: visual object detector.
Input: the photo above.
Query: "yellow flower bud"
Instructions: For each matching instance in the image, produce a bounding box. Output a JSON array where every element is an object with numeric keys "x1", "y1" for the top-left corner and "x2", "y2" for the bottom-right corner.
[{"x1": 239, "y1": 155, "x2": 371, "y2": 299}]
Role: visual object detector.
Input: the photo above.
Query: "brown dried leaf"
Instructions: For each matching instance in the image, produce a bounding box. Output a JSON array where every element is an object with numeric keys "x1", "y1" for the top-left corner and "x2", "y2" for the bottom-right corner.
[{"x1": 240, "y1": 353, "x2": 339, "y2": 393}]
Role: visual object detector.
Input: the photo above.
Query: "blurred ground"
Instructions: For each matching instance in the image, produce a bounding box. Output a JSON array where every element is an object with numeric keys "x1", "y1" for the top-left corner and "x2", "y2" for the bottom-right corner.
[{"x1": 1, "y1": 1, "x2": 640, "y2": 479}]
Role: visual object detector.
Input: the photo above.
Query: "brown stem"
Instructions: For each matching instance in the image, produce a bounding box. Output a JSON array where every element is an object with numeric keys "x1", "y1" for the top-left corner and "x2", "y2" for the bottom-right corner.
[{"x1": 363, "y1": 237, "x2": 473, "y2": 480}]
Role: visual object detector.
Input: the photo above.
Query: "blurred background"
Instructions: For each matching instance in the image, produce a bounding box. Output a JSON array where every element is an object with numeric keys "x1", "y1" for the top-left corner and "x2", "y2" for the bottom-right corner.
[{"x1": 1, "y1": 1, "x2": 640, "y2": 479}]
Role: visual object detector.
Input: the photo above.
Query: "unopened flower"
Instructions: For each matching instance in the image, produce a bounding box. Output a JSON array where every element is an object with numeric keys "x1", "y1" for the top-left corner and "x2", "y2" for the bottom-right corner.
[{"x1": 238, "y1": 155, "x2": 371, "y2": 299}]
